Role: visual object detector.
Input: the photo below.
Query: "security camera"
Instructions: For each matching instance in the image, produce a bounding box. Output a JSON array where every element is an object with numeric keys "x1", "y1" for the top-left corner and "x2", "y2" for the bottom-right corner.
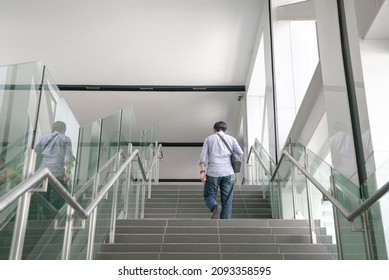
[{"x1": 237, "y1": 93, "x2": 244, "y2": 101}]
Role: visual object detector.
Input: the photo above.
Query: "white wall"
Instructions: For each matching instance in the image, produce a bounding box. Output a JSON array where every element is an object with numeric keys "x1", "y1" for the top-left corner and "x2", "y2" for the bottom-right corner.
[
  {"x1": 159, "y1": 147, "x2": 202, "y2": 180},
  {"x1": 360, "y1": 40, "x2": 389, "y2": 169}
]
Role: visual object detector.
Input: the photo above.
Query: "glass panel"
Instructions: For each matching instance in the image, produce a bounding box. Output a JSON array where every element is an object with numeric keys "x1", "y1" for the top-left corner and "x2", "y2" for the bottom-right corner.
[
  {"x1": 35, "y1": 67, "x2": 80, "y2": 191},
  {"x1": 119, "y1": 107, "x2": 141, "y2": 219},
  {"x1": 26, "y1": 201, "x2": 68, "y2": 259},
  {"x1": 139, "y1": 122, "x2": 157, "y2": 166},
  {"x1": 0, "y1": 62, "x2": 43, "y2": 192},
  {"x1": 270, "y1": 180, "x2": 281, "y2": 219},
  {"x1": 16, "y1": 66, "x2": 78, "y2": 260},
  {"x1": 99, "y1": 112, "x2": 121, "y2": 170},
  {"x1": 290, "y1": 139, "x2": 365, "y2": 257},
  {"x1": 364, "y1": 159, "x2": 389, "y2": 260},
  {"x1": 0, "y1": 63, "x2": 146, "y2": 259},
  {"x1": 0, "y1": 62, "x2": 44, "y2": 260},
  {"x1": 119, "y1": 106, "x2": 135, "y2": 157},
  {"x1": 254, "y1": 138, "x2": 276, "y2": 175},
  {"x1": 273, "y1": 159, "x2": 294, "y2": 219},
  {"x1": 74, "y1": 120, "x2": 101, "y2": 194},
  {"x1": 71, "y1": 159, "x2": 118, "y2": 260}
]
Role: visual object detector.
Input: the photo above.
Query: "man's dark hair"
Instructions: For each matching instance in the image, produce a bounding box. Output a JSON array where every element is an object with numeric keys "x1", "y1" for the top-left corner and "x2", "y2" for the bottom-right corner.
[
  {"x1": 213, "y1": 121, "x2": 227, "y2": 132},
  {"x1": 52, "y1": 121, "x2": 66, "y2": 133}
]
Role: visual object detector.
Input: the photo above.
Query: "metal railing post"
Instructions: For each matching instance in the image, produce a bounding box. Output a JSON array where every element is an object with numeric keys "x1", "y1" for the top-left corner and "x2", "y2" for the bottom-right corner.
[
  {"x1": 155, "y1": 142, "x2": 160, "y2": 184},
  {"x1": 141, "y1": 179, "x2": 146, "y2": 219},
  {"x1": 304, "y1": 152, "x2": 316, "y2": 244},
  {"x1": 330, "y1": 171, "x2": 343, "y2": 259},
  {"x1": 288, "y1": 142, "x2": 297, "y2": 220},
  {"x1": 124, "y1": 144, "x2": 133, "y2": 219},
  {"x1": 148, "y1": 174, "x2": 152, "y2": 199},
  {"x1": 9, "y1": 149, "x2": 36, "y2": 260},
  {"x1": 109, "y1": 152, "x2": 121, "y2": 243},
  {"x1": 134, "y1": 171, "x2": 141, "y2": 219},
  {"x1": 62, "y1": 205, "x2": 75, "y2": 260},
  {"x1": 86, "y1": 173, "x2": 100, "y2": 259}
]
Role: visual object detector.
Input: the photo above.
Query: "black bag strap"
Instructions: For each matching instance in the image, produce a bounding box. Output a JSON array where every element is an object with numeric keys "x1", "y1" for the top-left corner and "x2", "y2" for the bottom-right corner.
[{"x1": 217, "y1": 134, "x2": 233, "y2": 153}]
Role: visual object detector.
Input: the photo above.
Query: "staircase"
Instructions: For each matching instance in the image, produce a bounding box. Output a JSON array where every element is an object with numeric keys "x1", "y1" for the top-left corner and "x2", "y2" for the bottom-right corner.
[{"x1": 96, "y1": 184, "x2": 337, "y2": 260}]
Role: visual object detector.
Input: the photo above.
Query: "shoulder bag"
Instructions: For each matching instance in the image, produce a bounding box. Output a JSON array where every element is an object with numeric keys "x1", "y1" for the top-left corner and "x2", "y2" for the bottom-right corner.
[{"x1": 217, "y1": 134, "x2": 242, "y2": 173}]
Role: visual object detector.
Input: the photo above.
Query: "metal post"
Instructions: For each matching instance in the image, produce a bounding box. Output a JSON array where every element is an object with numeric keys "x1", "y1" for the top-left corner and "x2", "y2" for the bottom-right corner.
[
  {"x1": 141, "y1": 182, "x2": 146, "y2": 219},
  {"x1": 86, "y1": 173, "x2": 99, "y2": 259},
  {"x1": 256, "y1": 158, "x2": 261, "y2": 185},
  {"x1": 9, "y1": 149, "x2": 36, "y2": 260},
  {"x1": 109, "y1": 152, "x2": 121, "y2": 243},
  {"x1": 361, "y1": 211, "x2": 372, "y2": 260},
  {"x1": 304, "y1": 152, "x2": 317, "y2": 244},
  {"x1": 248, "y1": 157, "x2": 253, "y2": 185},
  {"x1": 291, "y1": 163, "x2": 297, "y2": 220},
  {"x1": 148, "y1": 173, "x2": 152, "y2": 199},
  {"x1": 330, "y1": 171, "x2": 343, "y2": 259},
  {"x1": 288, "y1": 140, "x2": 298, "y2": 220},
  {"x1": 155, "y1": 143, "x2": 160, "y2": 184},
  {"x1": 62, "y1": 205, "x2": 75, "y2": 260},
  {"x1": 124, "y1": 144, "x2": 133, "y2": 219},
  {"x1": 134, "y1": 171, "x2": 141, "y2": 219},
  {"x1": 86, "y1": 208, "x2": 98, "y2": 260}
]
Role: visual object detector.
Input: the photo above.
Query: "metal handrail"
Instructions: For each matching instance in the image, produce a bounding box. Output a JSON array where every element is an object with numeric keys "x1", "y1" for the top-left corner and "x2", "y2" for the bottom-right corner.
[
  {"x1": 247, "y1": 144, "x2": 389, "y2": 222},
  {"x1": 145, "y1": 144, "x2": 163, "y2": 198},
  {"x1": 247, "y1": 146, "x2": 271, "y2": 177},
  {"x1": 146, "y1": 144, "x2": 163, "y2": 178},
  {"x1": 0, "y1": 149, "x2": 146, "y2": 218},
  {"x1": 73, "y1": 151, "x2": 121, "y2": 199},
  {"x1": 85, "y1": 149, "x2": 147, "y2": 215},
  {"x1": 0, "y1": 146, "x2": 159, "y2": 259},
  {"x1": 282, "y1": 150, "x2": 389, "y2": 222}
]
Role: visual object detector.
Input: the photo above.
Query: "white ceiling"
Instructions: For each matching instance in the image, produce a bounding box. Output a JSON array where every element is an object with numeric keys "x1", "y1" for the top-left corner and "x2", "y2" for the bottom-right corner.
[
  {"x1": 364, "y1": 0, "x2": 389, "y2": 40},
  {"x1": 0, "y1": 0, "x2": 263, "y2": 142},
  {"x1": 3, "y1": 0, "x2": 385, "y2": 144}
]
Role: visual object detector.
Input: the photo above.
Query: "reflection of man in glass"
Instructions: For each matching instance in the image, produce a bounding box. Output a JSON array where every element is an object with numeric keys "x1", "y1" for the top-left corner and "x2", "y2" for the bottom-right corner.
[
  {"x1": 34, "y1": 121, "x2": 75, "y2": 209},
  {"x1": 329, "y1": 121, "x2": 355, "y2": 179}
]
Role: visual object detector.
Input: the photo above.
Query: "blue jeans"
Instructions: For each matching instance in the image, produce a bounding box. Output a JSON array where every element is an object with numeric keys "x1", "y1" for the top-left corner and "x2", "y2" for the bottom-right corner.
[
  {"x1": 43, "y1": 177, "x2": 68, "y2": 210},
  {"x1": 203, "y1": 174, "x2": 235, "y2": 219}
]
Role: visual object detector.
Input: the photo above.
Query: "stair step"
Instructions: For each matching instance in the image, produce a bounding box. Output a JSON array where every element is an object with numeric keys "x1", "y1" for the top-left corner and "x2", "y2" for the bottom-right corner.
[
  {"x1": 142, "y1": 184, "x2": 271, "y2": 219},
  {"x1": 96, "y1": 211, "x2": 337, "y2": 260}
]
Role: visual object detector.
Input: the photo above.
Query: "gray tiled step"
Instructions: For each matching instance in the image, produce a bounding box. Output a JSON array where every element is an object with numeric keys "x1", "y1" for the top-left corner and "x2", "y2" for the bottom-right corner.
[
  {"x1": 115, "y1": 225, "x2": 325, "y2": 235},
  {"x1": 116, "y1": 218, "x2": 313, "y2": 227},
  {"x1": 98, "y1": 241, "x2": 336, "y2": 253},
  {"x1": 222, "y1": 253, "x2": 336, "y2": 260},
  {"x1": 282, "y1": 253, "x2": 338, "y2": 260},
  {"x1": 96, "y1": 252, "x2": 336, "y2": 260},
  {"x1": 96, "y1": 253, "x2": 160, "y2": 260},
  {"x1": 148, "y1": 193, "x2": 267, "y2": 198},
  {"x1": 143, "y1": 213, "x2": 272, "y2": 219},
  {"x1": 100, "y1": 184, "x2": 336, "y2": 261},
  {"x1": 114, "y1": 233, "x2": 332, "y2": 244},
  {"x1": 143, "y1": 202, "x2": 271, "y2": 208},
  {"x1": 143, "y1": 207, "x2": 271, "y2": 214},
  {"x1": 142, "y1": 184, "x2": 271, "y2": 219}
]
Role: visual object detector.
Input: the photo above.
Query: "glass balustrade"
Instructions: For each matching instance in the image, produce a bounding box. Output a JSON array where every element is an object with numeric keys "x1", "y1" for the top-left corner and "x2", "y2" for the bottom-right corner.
[
  {"x1": 0, "y1": 62, "x2": 44, "y2": 192},
  {"x1": 363, "y1": 159, "x2": 389, "y2": 260},
  {"x1": 251, "y1": 137, "x2": 389, "y2": 259},
  {"x1": 254, "y1": 138, "x2": 276, "y2": 175},
  {"x1": 0, "y1": 62, "x2": 159, "y2": 259},
  {"x1": 0, "y1": 62, "x2": 44, "y2": 260},
  {"x1": 26, "y1": 108, "x2": 145, "y2": 259}
]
